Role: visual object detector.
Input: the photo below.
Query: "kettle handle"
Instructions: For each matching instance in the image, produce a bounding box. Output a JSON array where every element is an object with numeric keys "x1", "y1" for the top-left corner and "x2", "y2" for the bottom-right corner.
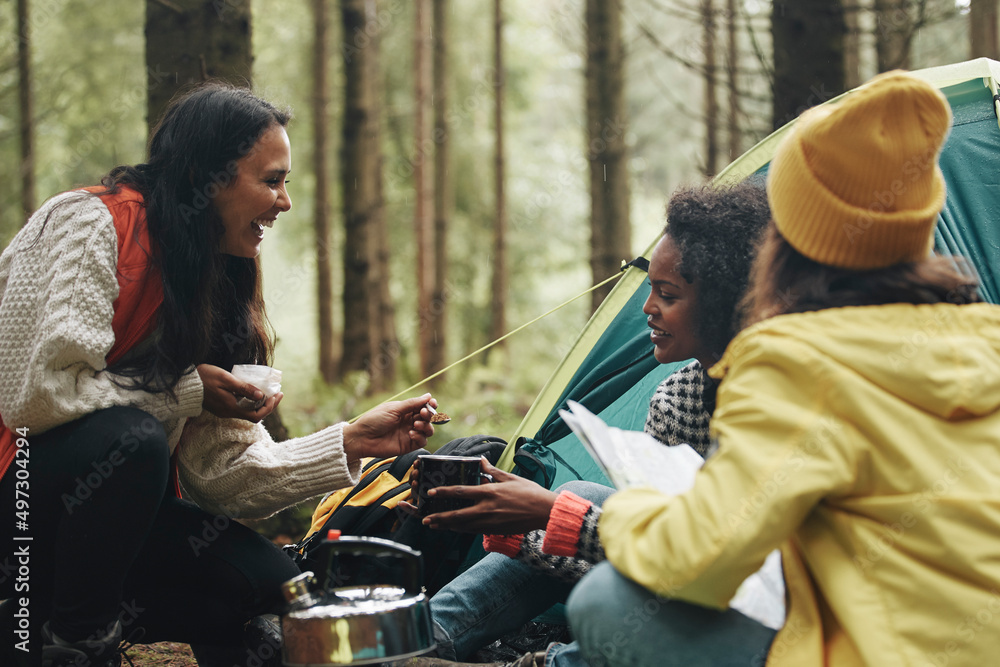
[{"x1": 315, "y1": 534, "x2": 424, "y2": 595}]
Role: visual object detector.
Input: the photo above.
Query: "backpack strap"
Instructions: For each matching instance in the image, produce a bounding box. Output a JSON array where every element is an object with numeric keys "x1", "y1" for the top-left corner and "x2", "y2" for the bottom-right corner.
[
  {"x1": 350, "y1": 480, "x2": 413, "y2": 535},
  {"x1": 338, "y1": 458, "x2": 395, "y2": 507},
  {"x1": 286, "y1": 457, "x2": 398, "y2": 564},
  {"x1": 387, "y1": 448, "x2": 427, "y2": 481},
  {"x1": 435, "y1": 435, "x2": 508, "y2": 465}
]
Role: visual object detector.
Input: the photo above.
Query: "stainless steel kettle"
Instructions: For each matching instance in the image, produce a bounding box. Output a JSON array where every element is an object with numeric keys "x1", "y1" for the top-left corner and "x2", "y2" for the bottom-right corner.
[{"x1": 280, "y1": 533, "x2": 435, "y2": 666}]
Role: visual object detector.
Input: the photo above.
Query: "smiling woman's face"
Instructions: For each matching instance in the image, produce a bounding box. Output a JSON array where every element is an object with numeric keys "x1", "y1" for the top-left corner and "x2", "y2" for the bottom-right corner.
[
  {"x1": 215, "y1": 124, "x2": 293, "y2": 258},
  {"x1": 643, "y1": 235, "x2": 713, "y2": 367}
]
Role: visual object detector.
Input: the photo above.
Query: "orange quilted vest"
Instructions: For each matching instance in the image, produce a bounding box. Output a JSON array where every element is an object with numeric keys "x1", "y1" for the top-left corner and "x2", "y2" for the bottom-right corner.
[{"x1": 0, "y1": 186, "x2": 164, "y2": 481}]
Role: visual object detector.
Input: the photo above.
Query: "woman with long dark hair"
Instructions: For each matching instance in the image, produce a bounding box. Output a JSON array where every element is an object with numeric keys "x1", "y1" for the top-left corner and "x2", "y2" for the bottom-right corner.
[
  {"x1": 0, "y1": 83, "x2": 436, "y2": 667},
  {"x1": 569, "y1": 71, "x2": 1000, "y2": 666}
]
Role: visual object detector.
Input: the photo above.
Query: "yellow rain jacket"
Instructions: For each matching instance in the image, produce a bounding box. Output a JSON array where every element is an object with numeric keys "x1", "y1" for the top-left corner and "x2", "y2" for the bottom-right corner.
[{"x1": 599, "y1": 303, "x2": 1000, "y2": 666}]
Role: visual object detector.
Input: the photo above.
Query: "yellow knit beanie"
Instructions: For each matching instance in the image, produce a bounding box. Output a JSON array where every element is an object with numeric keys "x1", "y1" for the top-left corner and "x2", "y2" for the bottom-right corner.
[{"x1": 766, "y1": 70, "x2": 952, "y2": 270}]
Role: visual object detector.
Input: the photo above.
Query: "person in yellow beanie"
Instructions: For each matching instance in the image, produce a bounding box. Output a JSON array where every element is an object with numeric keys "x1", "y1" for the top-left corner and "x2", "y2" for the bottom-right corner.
[{"x1": 568, "y1": 70, "x2": 1000, "y2": 667}]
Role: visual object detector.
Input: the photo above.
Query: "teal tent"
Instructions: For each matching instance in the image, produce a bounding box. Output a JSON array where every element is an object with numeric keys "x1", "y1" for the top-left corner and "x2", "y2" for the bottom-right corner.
[{"x1": 499, "y1": 58, "x2": 1000, "y2": 486}]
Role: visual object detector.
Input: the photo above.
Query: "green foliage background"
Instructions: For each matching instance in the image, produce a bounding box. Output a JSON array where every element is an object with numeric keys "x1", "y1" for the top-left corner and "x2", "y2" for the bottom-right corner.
[{"x1": 0, "y1": 1, "x2": 972, "y2": 536}]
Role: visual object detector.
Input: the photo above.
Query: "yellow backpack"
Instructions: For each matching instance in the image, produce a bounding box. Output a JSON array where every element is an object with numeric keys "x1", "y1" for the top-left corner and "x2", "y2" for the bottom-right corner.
[{"x1": 285, "y1": 435, "x2": 508, "y2": 595}]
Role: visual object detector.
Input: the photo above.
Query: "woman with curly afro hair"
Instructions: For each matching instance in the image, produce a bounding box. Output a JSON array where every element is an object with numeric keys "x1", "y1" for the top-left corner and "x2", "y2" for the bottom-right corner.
[
  {"x1": 658, "y1": 179, "x2": 772, "y2": 358},
  {"x1": 403, "y1": 180, "x2": 774, "y2": 667},
  {"x1": 642, "y1": 180, "x2": 771, "y2": 458}
]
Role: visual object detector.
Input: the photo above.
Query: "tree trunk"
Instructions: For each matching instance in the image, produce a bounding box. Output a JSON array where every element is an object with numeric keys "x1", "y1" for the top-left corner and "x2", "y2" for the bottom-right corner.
[
  {"x1": 341, "y1": 0, "x2": 393, "y2": 391},
  {"x1": 844, "y1": 0, "x2": 863, "y2": 88},
  {"x1": 373, "y1": 14, "x2": 397, "y2": 392},
  {"x1": 703, "y1": 0, "x2": 719, "y2": 177},
  {"x1": 17, "y1": 0, "x2": 36, "y2": 222},
  {"x1": 586, "y1": 0, "x2": 631, "y2": 314},
  {"x1": 414, "y1": 0, "x2": 434, "y2": 379},
  {"x1": 145, "y1": 0, "x2": 253, "y2": 134},
  {"x1": 374, "y1": 148, "x2": 398, "y2": 391},
  {"x1": 874, "y1": 0, "x2": 913, "y2": 71},
  {"x1": 340, "y1": 0, "x2": 378, "y2": 378},
  {"x1": 428, "y1": 0, "x2": 450, "y2": 381},
  {"x1": 971, "y1": 0, "x2": 1000, "y2": 60},
  {"x1": 313, "y1": 0, "x2": 337, "y2": 384},
  {"x1": 725, "y1": 0, "x2": 740, "y2": 163},
  {"x1": 771, "y1": 0, "x2": 846, "y2": 130},
  {"x1": 490, "y1": 0, "x2": 508, "y2": 351}
]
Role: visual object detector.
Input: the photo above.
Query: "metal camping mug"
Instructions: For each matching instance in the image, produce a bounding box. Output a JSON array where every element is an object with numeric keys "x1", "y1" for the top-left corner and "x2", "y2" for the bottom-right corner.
[{"x1": 415, "y1": 454, "x2": 491, "y2": 516}]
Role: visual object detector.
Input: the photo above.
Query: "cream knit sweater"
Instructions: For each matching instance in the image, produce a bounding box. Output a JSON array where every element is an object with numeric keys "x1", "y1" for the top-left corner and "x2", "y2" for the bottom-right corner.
[{"x1": 0, "y1": 191, "x2": 361, "y2": 519}]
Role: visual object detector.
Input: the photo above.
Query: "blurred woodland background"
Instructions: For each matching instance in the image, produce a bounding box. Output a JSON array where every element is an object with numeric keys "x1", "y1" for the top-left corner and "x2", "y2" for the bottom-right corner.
[{"x1": 0, "y1": 0, "x2": 993, "y2": 536}]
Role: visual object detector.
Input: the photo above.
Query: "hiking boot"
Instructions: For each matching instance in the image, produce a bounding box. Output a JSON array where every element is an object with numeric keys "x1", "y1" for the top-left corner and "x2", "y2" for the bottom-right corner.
[
  {"x1": 394, "y1": 651, "x2": 543, "y2": 667},
  {"x1": 190, "y1": 614, "x2": 283, "y2": 667},
  {"x1": 245, "y1": 613, "x2": 283, "y2": 661},
  {"x1": 41, "y1": 620, "x2": 123, "y2": 667}
]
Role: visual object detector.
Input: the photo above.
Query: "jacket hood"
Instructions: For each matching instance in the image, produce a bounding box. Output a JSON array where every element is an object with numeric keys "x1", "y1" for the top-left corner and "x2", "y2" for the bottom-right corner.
[{"x1": 716, "y1": 303, "x2": 1000, "y2": 421}]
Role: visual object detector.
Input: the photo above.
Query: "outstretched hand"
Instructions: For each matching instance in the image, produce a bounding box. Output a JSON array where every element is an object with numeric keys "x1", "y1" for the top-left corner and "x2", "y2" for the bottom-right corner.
[
  {"x1": 196, "y1": 364, "x2": 283, "y2": 423},
  {"x1": 418, "y1": 458, "x2": 559, "y2": 535},
  {"x1": 343, "y1": 393, "x2": 436, "y2": 459}
]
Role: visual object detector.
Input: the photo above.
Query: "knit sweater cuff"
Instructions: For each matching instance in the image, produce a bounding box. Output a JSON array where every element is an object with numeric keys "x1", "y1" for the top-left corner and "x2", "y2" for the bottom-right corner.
[
  {"x1": 483, "y1": 533, "x2": 525, "y2": 558},
  {"x1": 172, "y1": 368, "x2": 205, "y2": 419},
  {"x1": 176, "y1": 417, "x2": 361, "y2": 520},
  {"x1": 278, "y1": 421, "x2": 361, "y2": 495},
  {"x1": 542, "y1": 491, "x2": 592, "y2": 557}
]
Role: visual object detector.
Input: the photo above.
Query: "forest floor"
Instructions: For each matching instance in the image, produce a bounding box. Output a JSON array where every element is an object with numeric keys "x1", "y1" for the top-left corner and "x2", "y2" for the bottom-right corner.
[{"x1": 123, "y1": 642, "x2": 197, "y2": 666}]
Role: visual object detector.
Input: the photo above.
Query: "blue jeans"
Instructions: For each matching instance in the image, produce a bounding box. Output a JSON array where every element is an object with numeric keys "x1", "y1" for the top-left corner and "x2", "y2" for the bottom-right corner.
[
  {"x1": 430, "y1": 479, "x2": 776, "y2": 667},
  {"x1": 429, "y1": 481, "x2": 615, "y2": 661},
  {"x1": 564, "y1": 561, "x2": 777, "y2": 667}
]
